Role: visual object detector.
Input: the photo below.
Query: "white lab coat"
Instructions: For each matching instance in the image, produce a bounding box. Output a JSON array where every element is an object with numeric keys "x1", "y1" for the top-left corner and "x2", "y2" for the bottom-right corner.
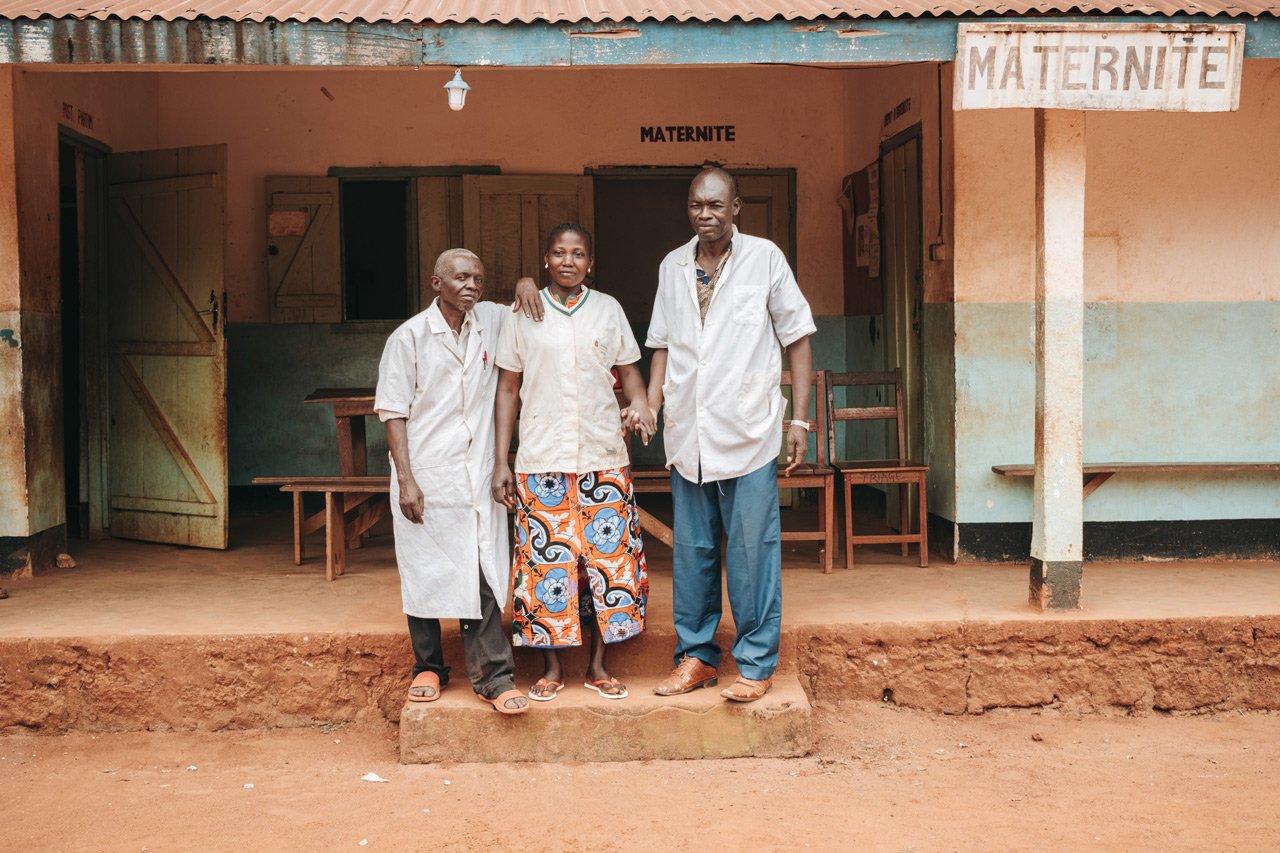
[{"x1": 374, "y1": 299, "x2": 509, "y2": 619}]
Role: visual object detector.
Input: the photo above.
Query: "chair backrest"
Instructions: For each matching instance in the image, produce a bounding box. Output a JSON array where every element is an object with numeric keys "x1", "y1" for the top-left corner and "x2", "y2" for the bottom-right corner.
[
  {"x1": 826, "y1": 369, "x2": 907, "y2": 465},
  {"x1": 780, "y1": 369, "x2": 829, "y2": 466}
]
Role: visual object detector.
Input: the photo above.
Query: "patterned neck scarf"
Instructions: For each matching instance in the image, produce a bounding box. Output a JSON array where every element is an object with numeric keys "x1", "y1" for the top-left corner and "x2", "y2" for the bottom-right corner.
[{"x1": 694, "y1": 240, "x2": 732, "y2": 324}]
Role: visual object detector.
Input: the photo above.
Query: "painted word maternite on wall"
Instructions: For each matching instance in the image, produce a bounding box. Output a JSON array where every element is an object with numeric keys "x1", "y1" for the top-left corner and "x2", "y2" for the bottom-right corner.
[{"x1": 955, "y1": 23, "x2": 1244, "y2": 112}]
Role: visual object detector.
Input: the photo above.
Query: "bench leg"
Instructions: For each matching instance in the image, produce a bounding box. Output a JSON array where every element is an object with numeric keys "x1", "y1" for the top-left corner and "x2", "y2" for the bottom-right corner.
[
  {"x1": 292, "y1": 491, "x2": 304, "y2": 565},
  {"x1": 325, "y1": 492, "x2": 345, "y2": 581},
  {"x1": 917, "y1": 473, "x2": 929, "y2": 568}
]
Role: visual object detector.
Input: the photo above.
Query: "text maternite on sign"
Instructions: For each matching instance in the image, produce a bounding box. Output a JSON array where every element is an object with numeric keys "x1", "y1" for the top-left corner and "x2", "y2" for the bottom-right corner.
[{"x1": 954, "y1": 23, "x2": 1245, "y2": 112}]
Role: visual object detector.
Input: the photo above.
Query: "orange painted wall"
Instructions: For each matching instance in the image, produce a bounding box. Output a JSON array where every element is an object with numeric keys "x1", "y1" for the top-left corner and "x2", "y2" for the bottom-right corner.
[
  {"x1": 150, "y1": 66, "x2": 851, "y2": 321},
  {"x1": 954, "y1": 59, "x2": 1280, "y2": 305}
]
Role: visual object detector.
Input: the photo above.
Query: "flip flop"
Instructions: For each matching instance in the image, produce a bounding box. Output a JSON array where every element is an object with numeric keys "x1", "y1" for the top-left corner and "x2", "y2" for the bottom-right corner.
[
  {"x1": 527, "y1": 678, "x2": 564, "y2": 702},
  {"x1": 408, "y1": 671, "x2": 441, "y2": 703},
  {"x1": 583, "y1": 677, "x2": 629, "y2": 700},
  {"x1": 479, "y1": 689, "x2": 530, "y2": 715}
]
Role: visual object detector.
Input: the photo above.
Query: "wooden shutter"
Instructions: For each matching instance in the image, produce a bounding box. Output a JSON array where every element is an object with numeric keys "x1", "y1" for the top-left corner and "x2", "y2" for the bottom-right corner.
[
  {"x1": 267, "y1": 177, "x2": 341, "y2": 323},
  {"x1": 416, "y1": 176, "x2": 464, "y2": 308},
  {"x1": 461, "y1": 176, "x2": 594, "y2": 302}
]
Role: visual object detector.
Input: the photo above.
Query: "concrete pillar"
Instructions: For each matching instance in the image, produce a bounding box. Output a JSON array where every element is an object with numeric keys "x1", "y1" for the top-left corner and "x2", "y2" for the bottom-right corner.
[{"x1": 1029, "y1": 108, "x2": 1085, "y2": 611}]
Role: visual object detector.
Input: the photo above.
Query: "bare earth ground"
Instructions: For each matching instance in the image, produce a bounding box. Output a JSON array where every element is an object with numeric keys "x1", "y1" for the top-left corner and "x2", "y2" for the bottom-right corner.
[{"x1": 2, "y1": 702, "x2": 1277, "y2": 852}]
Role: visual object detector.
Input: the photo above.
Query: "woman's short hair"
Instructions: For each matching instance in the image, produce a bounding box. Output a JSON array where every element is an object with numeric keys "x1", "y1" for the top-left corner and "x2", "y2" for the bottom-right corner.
[{"x1": 546, "y1": 223, "x2": 594, "y2": 256}]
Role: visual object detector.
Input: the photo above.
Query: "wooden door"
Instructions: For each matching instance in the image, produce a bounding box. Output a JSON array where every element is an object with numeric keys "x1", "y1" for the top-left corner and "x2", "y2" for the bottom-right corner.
[
  {"x1": 461, "y1": 176, "x2": 594, "y2": 301},
  {"x1": 736, "y1": 174, "x2": 793, "y2": 263},
  {"x1": 879, "y1": 130, "x2": 925, "y2": 531},
  {"x1": 106, "y1": 144, "x2": 228, "y2": 549}
]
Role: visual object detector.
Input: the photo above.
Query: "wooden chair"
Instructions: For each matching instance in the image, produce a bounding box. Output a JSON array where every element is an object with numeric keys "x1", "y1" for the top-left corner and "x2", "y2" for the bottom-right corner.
[
  {"x1": 826, "y1": 369, "x2": 928, "y2": 568},
  {"x1": 779, "y1": 369, "x2": 837, "y2": 573}
]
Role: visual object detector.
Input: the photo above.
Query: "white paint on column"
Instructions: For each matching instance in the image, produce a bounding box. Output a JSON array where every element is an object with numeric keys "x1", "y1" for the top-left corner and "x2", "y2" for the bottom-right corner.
[{"x1": 1031, "y1": 108, "x2": 1085, "y2": 564}]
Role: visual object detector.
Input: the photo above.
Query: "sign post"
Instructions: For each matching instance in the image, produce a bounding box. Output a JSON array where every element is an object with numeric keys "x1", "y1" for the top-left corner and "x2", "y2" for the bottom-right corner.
[{"x1": 954, "y1": 23, "x2": 1244, "y2": 610}]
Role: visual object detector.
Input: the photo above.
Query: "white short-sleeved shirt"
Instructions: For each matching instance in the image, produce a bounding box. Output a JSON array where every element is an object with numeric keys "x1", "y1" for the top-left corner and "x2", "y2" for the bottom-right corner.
[
  {"x1": 646, "y1": 228, "x2": 816, "y2": 484},
  {"x1": 496, "y1": 287, "x2": 641, "y2": 475}
]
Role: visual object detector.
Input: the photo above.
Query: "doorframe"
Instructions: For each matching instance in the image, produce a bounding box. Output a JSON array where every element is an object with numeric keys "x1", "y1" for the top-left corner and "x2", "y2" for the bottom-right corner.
[
  {"x1": 58, "y1": 126, "x2": 111, "y2": 538},
  {"x1": 878, "y1": 123, "x2": 926, "y2": 530},
  {"x1": 585, "y1": 166, "x2": 798, "y2": 269}
]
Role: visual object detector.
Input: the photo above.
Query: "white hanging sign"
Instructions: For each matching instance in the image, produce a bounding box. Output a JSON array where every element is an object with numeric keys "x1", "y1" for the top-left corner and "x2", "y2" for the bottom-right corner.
[{"x1": 954, "y1": 23, "x2": 1244, "y2": 112}]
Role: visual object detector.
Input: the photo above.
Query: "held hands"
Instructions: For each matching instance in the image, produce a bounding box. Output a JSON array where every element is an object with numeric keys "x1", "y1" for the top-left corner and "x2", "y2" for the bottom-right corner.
[
  {"x1": 511, "y1": 277, "x2": 544, "y2": 321},
  {"x1": 784, "y1": 423, "x2": 809, "y2": 476},
  {"x1": 398, "y1": 476, "x2": 426, "y2": 524},
  {"x1": 619, "y1": 402, "x2": 658, "y2": 445},
  {"x1": 491, "y1": 461, "x2": 517, "y2": 509}
]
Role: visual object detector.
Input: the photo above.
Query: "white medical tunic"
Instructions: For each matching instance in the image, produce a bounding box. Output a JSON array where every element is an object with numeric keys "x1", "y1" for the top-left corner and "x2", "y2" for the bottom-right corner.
[{"x1": 374, "y1": 299, "x2": 509, "y2": 619}]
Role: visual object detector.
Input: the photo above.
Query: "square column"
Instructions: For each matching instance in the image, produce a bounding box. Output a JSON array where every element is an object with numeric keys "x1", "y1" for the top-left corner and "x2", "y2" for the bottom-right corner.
[{"x1": 1029, "y1": 108, "x2": 1085, "y2": 611}]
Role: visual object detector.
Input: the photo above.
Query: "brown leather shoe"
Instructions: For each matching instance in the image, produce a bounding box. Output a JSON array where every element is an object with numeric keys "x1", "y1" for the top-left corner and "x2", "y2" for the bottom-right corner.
[
  {"x1": 720, "y1": 677, "x2": 773, "y2": 702},
  {"x1": 653, "y1": 657, "x2": 719, "y2": 696}
]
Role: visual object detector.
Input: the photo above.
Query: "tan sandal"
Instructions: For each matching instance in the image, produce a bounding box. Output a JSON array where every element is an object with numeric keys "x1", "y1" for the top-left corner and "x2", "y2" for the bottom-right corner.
[
  {"x1": 408, "y1": 671, "x2": 441, "y2": 703},
  {"x1": 720, "y1": 677, "x2": 772, "y2": 702},
  {"x1": 479, "y1": 688, "x2": 530, "y2": 715}
]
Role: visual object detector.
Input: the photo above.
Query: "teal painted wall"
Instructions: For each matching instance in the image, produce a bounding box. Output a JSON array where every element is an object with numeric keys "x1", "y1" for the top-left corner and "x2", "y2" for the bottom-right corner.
[
  {"x1": 228, "y1": 313, "x2": 870, "y2": 485},
  {"x1": 953, "y1": 302, "x2": 1280, "y2": 524}
]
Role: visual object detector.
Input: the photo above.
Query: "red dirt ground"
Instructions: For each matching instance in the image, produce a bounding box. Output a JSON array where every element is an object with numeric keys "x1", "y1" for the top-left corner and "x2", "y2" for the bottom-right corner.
[{"x1": 3, "y1": 702, "x2": 1276, "y2": 852}]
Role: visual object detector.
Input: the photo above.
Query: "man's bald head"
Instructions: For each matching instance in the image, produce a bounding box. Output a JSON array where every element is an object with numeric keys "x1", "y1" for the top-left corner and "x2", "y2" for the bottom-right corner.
[
  {"x1": 433, "y1": 248, "x2": 482, "y2": 280},
  {"x1": 690, "y1": 167, "x2": 738, "y2": 202}
]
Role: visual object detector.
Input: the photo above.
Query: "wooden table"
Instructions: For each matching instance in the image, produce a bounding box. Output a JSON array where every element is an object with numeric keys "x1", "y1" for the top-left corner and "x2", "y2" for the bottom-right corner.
[{"x1": 304, "y1": 387, "x2": 376, "y2": 476}]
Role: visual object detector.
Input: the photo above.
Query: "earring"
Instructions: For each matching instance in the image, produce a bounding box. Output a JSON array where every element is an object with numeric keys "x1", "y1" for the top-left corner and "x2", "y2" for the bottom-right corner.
[{"x1": 544, "y1": 263, "x2": 548, "y2": 269}]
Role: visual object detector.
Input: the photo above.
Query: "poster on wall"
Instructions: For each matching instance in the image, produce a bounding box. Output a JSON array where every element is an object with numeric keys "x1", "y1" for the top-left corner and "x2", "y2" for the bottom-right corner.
[{"x1": 841, "y1": 164, "x2": 882, "y2": 316}]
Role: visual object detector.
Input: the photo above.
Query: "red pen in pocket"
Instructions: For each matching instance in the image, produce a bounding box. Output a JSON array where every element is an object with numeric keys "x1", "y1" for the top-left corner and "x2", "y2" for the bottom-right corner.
[{"x1": 483, "y1": 350, "x2": 488, "y2": 369}]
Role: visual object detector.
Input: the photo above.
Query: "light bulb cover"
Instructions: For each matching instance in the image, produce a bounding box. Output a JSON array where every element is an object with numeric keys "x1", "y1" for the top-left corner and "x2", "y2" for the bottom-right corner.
[{"x1": 444, "y1": 69, "x2": 471, "y2": 111}]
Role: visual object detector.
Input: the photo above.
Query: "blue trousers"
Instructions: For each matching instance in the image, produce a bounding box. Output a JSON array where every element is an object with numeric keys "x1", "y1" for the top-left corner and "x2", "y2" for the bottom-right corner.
[{"x1": 670, "y1": 459, "x2": 782, "y2": 681}]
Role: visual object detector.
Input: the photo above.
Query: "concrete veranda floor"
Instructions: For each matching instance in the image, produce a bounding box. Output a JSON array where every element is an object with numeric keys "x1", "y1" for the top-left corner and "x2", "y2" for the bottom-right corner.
[{"x1": 2, "y1": 506, "x2": 1279, "y2": 639}]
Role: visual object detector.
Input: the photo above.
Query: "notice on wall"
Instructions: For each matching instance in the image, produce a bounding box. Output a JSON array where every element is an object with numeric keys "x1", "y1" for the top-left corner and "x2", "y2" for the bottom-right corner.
[{"x1": 954, "y1": 23, "x2": 1244, "y2": 112}]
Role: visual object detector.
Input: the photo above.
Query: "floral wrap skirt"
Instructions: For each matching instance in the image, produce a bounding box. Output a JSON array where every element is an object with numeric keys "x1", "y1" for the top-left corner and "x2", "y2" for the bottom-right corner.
[{"x1": 512, "y1": 467, "x2": 648, "y2": 649}]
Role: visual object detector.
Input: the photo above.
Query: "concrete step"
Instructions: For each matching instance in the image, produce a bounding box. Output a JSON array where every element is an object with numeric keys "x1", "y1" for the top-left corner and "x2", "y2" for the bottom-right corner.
[{"x1": 399, "y1": 673, "x2": 812, "y2": 763}]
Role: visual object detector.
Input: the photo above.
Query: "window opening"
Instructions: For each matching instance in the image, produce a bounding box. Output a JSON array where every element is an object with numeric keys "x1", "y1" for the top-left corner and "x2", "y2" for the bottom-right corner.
[{"x1": 341, "y1": 179, "x2": 411, "y2": 320}]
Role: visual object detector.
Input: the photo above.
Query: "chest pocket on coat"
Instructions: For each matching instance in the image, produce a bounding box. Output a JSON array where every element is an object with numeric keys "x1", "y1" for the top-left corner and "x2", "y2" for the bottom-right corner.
[
  {"x1": 586, "y1": 319, "x2": 619, "y2": 367},
  {"x1": 731, "y1": 285, "x2": 767, "y2": 325}
]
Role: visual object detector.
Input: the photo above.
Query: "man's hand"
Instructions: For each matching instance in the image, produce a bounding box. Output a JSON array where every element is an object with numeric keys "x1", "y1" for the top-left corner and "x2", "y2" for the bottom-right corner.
[
  {"x1": 491, "y1": 461, "x2": 517, "y2": 509},
  {"x1": 620, "y1": 402, "x2": 658, "y2": 445},
  {"x1": 398, "y1": 475, "x2": 425, "y2": 523},
  {"x1": 511, "y1": 277, "x2": 543, "y2": 321},
  {"x1": 784, "y1": 423, "x2": 809, "y2": 476}
]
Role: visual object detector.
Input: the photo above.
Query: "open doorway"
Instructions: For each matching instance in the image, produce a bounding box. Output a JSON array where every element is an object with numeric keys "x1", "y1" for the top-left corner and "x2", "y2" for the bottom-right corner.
[
  {"x1": 58, "y1": 130, "x2": 108, "y2": 540},
  {"x1": 591, "y1": 167, "x2": 796, "y2": 467}
]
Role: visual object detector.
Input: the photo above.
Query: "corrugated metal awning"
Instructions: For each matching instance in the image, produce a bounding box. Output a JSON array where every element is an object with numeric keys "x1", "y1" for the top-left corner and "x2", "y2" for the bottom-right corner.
[{"x1": 0, "y1": 0, "x2": 1273, "y2": 23}]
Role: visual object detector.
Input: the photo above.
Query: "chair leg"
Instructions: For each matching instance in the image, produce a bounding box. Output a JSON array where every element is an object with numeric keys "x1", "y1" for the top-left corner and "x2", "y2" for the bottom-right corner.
[
  {"x1": 822, "y1": 482, "x2": 834, "y2": 574},
  {"x1": 899, "y1": 483, "x2": 910, "y2": 557},
  {"x1": 844, "y1": 477, "x2": 855, "y2": 570},
  {"x1": 917, "y1": 473, "x2": 929, "y2": 568}
]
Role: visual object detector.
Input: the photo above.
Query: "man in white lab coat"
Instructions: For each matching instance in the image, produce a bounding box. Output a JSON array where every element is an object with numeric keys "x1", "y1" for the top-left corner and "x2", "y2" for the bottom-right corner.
[{"x1": 375, "y1": 249, "x2": 537, "y2": 714}]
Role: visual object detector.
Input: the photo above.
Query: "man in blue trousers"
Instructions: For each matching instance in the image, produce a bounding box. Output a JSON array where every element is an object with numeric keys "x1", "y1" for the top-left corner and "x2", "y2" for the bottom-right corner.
[{"x1": 642, "y1": 168, "x2": 815, "y2": 702}]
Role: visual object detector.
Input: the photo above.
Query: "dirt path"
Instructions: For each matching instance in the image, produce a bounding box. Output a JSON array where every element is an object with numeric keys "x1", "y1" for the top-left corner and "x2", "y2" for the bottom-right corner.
[{"x1": 2, "y1": 703, "x2": 1276, "y2": 852}]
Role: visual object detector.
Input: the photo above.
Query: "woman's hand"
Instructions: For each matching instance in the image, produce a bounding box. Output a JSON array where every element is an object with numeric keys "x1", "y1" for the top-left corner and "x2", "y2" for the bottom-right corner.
[
  {"x1": 511, "y1": 277, "x2": 543, "y2": 321},
  {"x1": 621, "y1": 402, "x2": 657, "y2": 445},
  {"x1": 491, "y1": 461, "x2": 517, "y2": 509}
]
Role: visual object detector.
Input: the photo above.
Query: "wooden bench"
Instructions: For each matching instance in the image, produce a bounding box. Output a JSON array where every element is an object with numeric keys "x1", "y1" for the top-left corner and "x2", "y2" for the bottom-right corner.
[
  {"x1": 992, "y1": 462, "x2": 1280, "y2": 499},
  {"x1": 252, "y1": 476, "x2": 390, "y2": 581}
]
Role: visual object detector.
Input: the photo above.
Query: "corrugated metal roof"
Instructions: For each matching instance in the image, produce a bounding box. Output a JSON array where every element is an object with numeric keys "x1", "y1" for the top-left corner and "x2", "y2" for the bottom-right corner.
[{"x1": 0, "y1": 0, "x2": 1271, "y2": 23}]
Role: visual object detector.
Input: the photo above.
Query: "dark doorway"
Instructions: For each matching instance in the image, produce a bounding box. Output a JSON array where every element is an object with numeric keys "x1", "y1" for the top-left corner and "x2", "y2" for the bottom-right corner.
[
  {"x1": 341, "y1": 179, "x2": 411, "y2": 320},
  {"x1": 58, "y1": 131, "x2": 107, "y2": 539}
]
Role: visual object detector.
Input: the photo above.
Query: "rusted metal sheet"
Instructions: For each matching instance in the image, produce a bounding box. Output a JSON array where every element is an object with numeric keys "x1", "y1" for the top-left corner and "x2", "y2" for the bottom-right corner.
[
  {"x1": 956, "y1": 22, "x2": 1245, "y2": 111},
  {"x1": 0, "y1": 0, "x2": 1275, "y2": 23}
]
